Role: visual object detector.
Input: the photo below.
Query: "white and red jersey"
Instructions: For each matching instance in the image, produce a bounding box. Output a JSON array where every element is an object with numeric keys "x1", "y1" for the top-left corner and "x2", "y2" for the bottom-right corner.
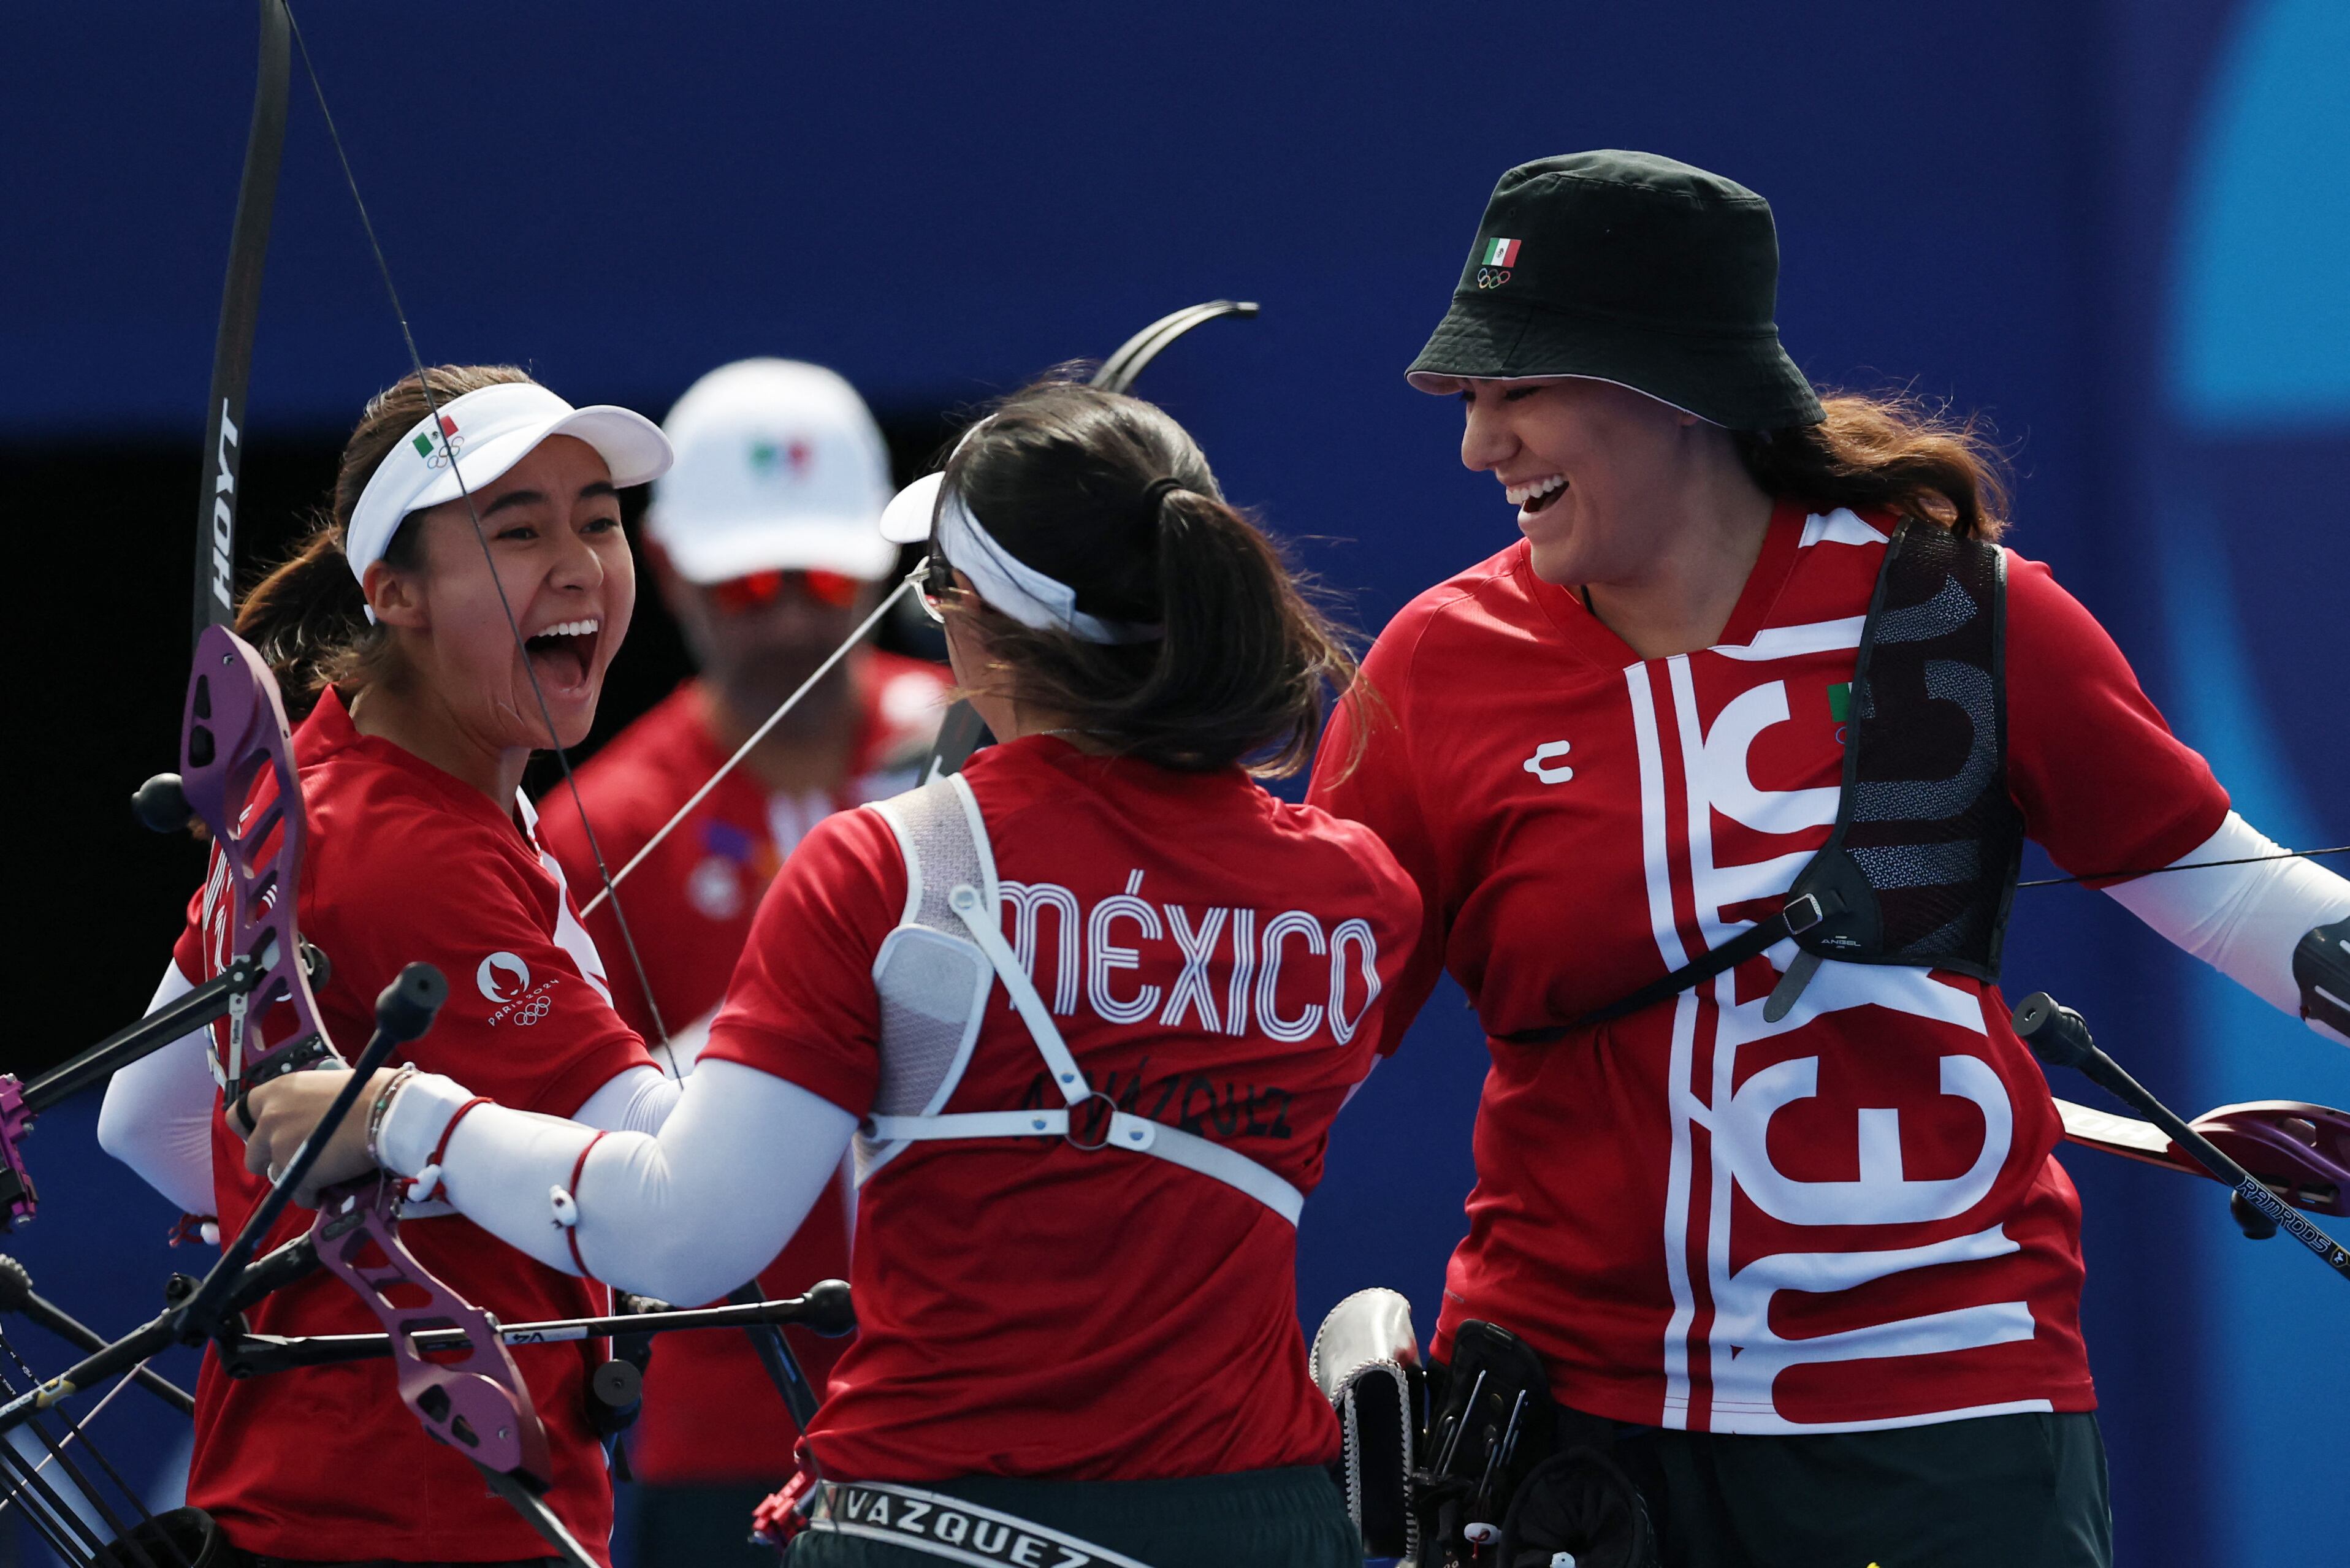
[
  {"x1": 539, "y1": 650, "x2": 947, "y2": 1483},
  {"x1": 1308, "y1": 503, "x2": 2230, "y2": 1435},
  {"x1": 703, "y1": 735, "x2": 1424, "y2": 1481},
  {"x1": 174, "y1": 688, "x2": 655, "y2": 1564}
]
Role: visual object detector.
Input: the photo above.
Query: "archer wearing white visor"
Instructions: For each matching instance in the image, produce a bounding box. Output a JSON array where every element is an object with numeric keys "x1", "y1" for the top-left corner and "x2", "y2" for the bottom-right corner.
[
  {"x1": 98, "y1": 365, "x2": 677, "y2": 1562},
  {"x1": 532, "y1": 358, "x2": 948, "y2": 1548}
]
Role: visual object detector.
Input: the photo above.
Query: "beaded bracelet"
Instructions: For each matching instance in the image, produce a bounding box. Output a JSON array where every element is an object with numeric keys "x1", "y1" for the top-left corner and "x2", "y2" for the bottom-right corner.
[{"x1": 364, "y1": 1063, "x2": 419, "y2": 1168}]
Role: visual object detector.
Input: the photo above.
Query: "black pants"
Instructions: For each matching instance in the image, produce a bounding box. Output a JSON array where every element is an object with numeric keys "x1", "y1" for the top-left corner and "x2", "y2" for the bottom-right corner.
[{"x1": 1603, "y1": 1410, "x2": 2113, "y2": 1568}]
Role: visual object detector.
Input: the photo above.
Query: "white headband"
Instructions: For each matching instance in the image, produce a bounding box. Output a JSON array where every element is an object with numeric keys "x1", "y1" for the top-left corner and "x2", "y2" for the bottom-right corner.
[
  {"x1": 347, "y1": 381, "x2": 673, "y2": 604},
  {"x1": 902, "y1": 474, "x2": 1160, "y2": 645}
]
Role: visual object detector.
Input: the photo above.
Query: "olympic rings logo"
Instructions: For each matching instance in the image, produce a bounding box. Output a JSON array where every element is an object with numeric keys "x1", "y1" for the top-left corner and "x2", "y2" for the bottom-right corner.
[
  {"x1": 423, "y1": 434, "x2": 467, "y2": 469},
  {"x1": 1476, "y1": 265, "x2": 1513, "y2": 290},
  {"x1": 512, "y1": 994, "x2": 552, "y2": 1026}
]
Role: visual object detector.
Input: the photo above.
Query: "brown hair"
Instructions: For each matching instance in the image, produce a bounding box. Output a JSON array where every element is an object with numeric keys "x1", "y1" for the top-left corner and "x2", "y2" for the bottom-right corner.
[
  {"x1": 1731, "y1": 390, "x2": 2010, "y2": 541},
  {"x1": 238, "y1": 364, "x2": 534, "y2": 718},
  {"x1": 939, "y1": 380, "x2": 1363, "y2": 778}
]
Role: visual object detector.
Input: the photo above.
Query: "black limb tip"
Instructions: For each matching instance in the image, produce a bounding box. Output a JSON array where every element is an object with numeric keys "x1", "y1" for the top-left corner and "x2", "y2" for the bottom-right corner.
[
  {"x1": 801, "y1": 1278, "x2": 856, "y2": 1338},
  {"x1": 132, "y1": 772, "x2": 193, "y2": 834},
  {"x1": 2010, "y1": 992, "x2": 2097, "y2": 1070},
  {"x1": 375, "y1": 963, "x2": 449, "y2": 1043},
  {"x1": 2230, "y1": 1189, "x2": 2279, "y2": 1241}
]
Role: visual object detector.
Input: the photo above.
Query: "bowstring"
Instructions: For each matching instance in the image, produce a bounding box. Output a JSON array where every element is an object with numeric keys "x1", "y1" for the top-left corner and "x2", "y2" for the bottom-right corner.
[
  {"x1": 2018, "y1": 843, "x2": 2349, "y2": 889},
  {"x1": 578, "y1": 575, "x2": 912, "y2": 919},
  {"x1": 284, "y1": 7, "x2": 676, "y2": 1070}
]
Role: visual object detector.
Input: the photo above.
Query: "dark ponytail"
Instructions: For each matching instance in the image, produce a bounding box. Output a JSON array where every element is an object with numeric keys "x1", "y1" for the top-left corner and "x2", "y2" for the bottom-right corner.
[
  {"x1": 237, "y1": 363, "x2": 533, "y2": 719},
  {"x1": 940, "y1": 380, "x2": 1364, "y2": 777}
]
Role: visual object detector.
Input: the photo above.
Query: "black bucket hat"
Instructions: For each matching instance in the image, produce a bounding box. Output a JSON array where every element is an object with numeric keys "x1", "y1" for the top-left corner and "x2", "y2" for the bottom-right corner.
[{"x1": 1406, "y1": 151, "x2": 1823, "y2": 430}]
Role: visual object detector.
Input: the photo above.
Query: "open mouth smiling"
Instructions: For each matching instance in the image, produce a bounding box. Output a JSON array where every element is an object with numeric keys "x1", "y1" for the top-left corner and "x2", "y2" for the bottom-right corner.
[
  {"x1": 523, "y1": 617, "x2": 600, "y2": 693},
  {"x1": 1506, "y1": 473, "x2": 1568, "y2": 514}
]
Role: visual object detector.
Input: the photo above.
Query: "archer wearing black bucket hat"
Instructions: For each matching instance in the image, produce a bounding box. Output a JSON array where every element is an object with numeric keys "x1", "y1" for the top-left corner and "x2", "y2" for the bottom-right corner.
[
  {"x1": 1407, "y1": 150, "x2": 1823, "y2": 430},
  {"x1": 1290, "y1": 149, "x2": 2300, "y2": 1568}
]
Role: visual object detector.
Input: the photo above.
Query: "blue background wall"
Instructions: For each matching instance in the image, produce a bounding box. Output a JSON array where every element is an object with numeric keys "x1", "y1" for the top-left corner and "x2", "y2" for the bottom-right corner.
[{"x1": 5, "y1": 4, "x2": 2343, "y2": 1564}]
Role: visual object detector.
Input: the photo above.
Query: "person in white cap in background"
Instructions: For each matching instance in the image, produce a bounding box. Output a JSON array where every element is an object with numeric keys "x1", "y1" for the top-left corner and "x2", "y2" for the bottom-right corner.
[
  {"x1": 97, "y1": 364, "x2": 677, "y2": 1562},
  {"x1": 532, "y1": 358, "x2": 948, "y2": 1564}
]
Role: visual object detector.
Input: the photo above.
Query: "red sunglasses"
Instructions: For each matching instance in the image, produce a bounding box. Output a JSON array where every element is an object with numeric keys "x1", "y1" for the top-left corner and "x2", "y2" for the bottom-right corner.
[{"x1": 705, "y1": 568, "x2": 864, "y2": 614}]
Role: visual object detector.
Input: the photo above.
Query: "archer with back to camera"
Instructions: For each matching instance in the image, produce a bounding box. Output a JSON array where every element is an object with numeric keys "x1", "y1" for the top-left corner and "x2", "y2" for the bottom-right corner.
[
  {"x1": 537, "y1": 359, "x2": 949, "y2": 1564},
  {"x1": 242, "y1": 379, "x2": 1425, "y2": 1567},
  {"x1": 1307, "y1": 151, "x2": 2350, "y2": 1568},
  {"x1": 99, "y1": 364, "x2": 680, "y2": 1566}
]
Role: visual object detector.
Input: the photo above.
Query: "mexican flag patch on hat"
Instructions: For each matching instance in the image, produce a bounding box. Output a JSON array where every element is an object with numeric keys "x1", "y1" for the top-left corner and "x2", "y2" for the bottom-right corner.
[
  {"x1": 411, "y1": 413, "x2": 458, "y2": 458},
  {"x1": 1481, "y1": 237, "x2": 1521, "y2": 267}
]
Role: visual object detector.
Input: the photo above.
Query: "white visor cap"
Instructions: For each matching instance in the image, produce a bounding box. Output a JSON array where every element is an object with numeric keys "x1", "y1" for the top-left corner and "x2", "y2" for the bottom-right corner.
[
  {"x1": 647, "y1": 359, "x2": 897, "y2": 584},
  {"x1": 876, "y1": 472, "x2": 1158, "y2": 644},
  {"x1": 877, "y1": 470, "x2": 945, "y2": 545},
  {"x1": 348, "y1": 381, "x2": 673, "y2": 588}
]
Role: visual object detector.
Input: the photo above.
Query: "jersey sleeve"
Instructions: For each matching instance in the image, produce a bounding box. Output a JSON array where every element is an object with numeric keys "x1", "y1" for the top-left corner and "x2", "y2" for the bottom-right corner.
[
  {"x1": 700, "y1": 805, "x2": 907, "y2": 1116},
  {"x1": 1307, "y1": 618, "x2": 1449, "y2": 1055},
  {"x1": 319, "y1": 813, "x2": 656, "y2": 1119},
  {"x1": 533, "y1": 787, "x2": 663, "y2": 1042},
  {"x1": 2004, "y1": 552, "x2": 2230, "y2": 886}
]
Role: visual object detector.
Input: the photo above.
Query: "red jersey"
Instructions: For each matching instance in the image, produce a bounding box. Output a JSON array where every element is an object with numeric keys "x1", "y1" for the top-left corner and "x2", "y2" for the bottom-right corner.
[
  {"x1": 1308, "y1": 504, "x2": 2230, "y2": 1435},
  {"x1": 702, "y1": 736, "x2": 1423, "y2": 1480},
  {"x1": 174, "y1": 689, "x2": 655, "y2": 1562},
  {"x1": 539, "y1": 653, "x2": 947, "y2": 1483}
]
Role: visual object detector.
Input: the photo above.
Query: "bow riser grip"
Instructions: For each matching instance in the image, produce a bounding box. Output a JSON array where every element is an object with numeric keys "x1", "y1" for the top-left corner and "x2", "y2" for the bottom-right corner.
[
  {"x1": 180, "y1": 627, "x2": 338, "y2": 1097},
  {"x1": 313, "y1": 1181, "x2": 555, "y2": 1487}
]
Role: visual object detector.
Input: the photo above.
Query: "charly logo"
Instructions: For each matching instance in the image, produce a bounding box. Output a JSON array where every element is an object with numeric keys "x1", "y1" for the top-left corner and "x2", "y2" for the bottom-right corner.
[
  {"x1": 477, "y1": 951, "x2": 532, "y2": 1003},
  {"x1": 1475, "y1": 235, "x2": 1520, "y2": 290},
  {"x1": 413, "y1": 413, "x2": 465, "y2": 470},
  {"x1": 1523, "y1": 739, "x2": 1574, "y2": 784}
]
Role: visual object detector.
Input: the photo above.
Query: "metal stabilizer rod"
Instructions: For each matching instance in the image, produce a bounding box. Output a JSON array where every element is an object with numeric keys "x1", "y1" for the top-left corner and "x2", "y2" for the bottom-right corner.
[
  {"x1": 0, "y1": 1258, "x2": 193, "y2": 1417},
  {"x1": 218, "y1": 1279, "x2": 855, "y2": 1377},
  {"x1": 0, "y1": 1234, "x2": 319, "y2": 1439},
  {"x1": 2013, "y1": 993, "x2": 2350, "y2": 1285}
]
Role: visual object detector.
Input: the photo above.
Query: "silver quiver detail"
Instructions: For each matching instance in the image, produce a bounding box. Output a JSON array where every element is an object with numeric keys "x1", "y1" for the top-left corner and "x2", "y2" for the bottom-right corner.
[{"x1": 1310, "y1": 1287, "x2": 1422, "y2": 1562}]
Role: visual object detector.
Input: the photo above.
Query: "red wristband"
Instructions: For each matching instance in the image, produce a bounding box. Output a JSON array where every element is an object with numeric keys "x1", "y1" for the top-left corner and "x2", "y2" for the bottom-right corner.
[
  {"x1": 408, "y1": 1095, "x2": 492, "y2": 1205},
  {"x1": 560, "y1": 1131, "x2": 609, "y2": 1279}
]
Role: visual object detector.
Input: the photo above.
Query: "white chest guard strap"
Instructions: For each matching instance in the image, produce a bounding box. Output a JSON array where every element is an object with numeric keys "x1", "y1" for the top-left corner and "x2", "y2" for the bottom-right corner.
[{"x1": 861, "y1": 775, "x2": 1304, "y2": 1225}]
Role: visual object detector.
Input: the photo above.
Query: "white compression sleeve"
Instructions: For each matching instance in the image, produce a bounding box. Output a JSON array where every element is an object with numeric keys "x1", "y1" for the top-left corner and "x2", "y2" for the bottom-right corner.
[
  {"x1": 95, "y1": 962, "x2": 219, "y2": 1216},
  {"x1": 378, "y1": 1058, "x2": 854, "y2": 1304},
  {"x1": 2105, "y1": 810, "x2": 2350, "y2": 1043},
  {"x1": 570, "y1": 1064, "x2": 682, "y2": 1135}
]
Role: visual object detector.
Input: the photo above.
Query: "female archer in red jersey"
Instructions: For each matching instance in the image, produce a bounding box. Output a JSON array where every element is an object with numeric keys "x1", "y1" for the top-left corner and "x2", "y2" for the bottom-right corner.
[
  {"x1": 246, "y1": 380, "x2": 1423, "y2": 1568},
  {"x1": 101, "y1": 364, "x2": 676, "y2": 1566},
  {"x1": 1308, "y1": 153, "x2": 2350, "y2": 1568}
]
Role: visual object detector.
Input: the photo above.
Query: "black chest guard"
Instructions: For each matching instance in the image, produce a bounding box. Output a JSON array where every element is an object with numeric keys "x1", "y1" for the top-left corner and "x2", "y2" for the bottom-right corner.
[{"x1": 1511, "y1": 517, "x2": 2024, "y2": 1043}]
